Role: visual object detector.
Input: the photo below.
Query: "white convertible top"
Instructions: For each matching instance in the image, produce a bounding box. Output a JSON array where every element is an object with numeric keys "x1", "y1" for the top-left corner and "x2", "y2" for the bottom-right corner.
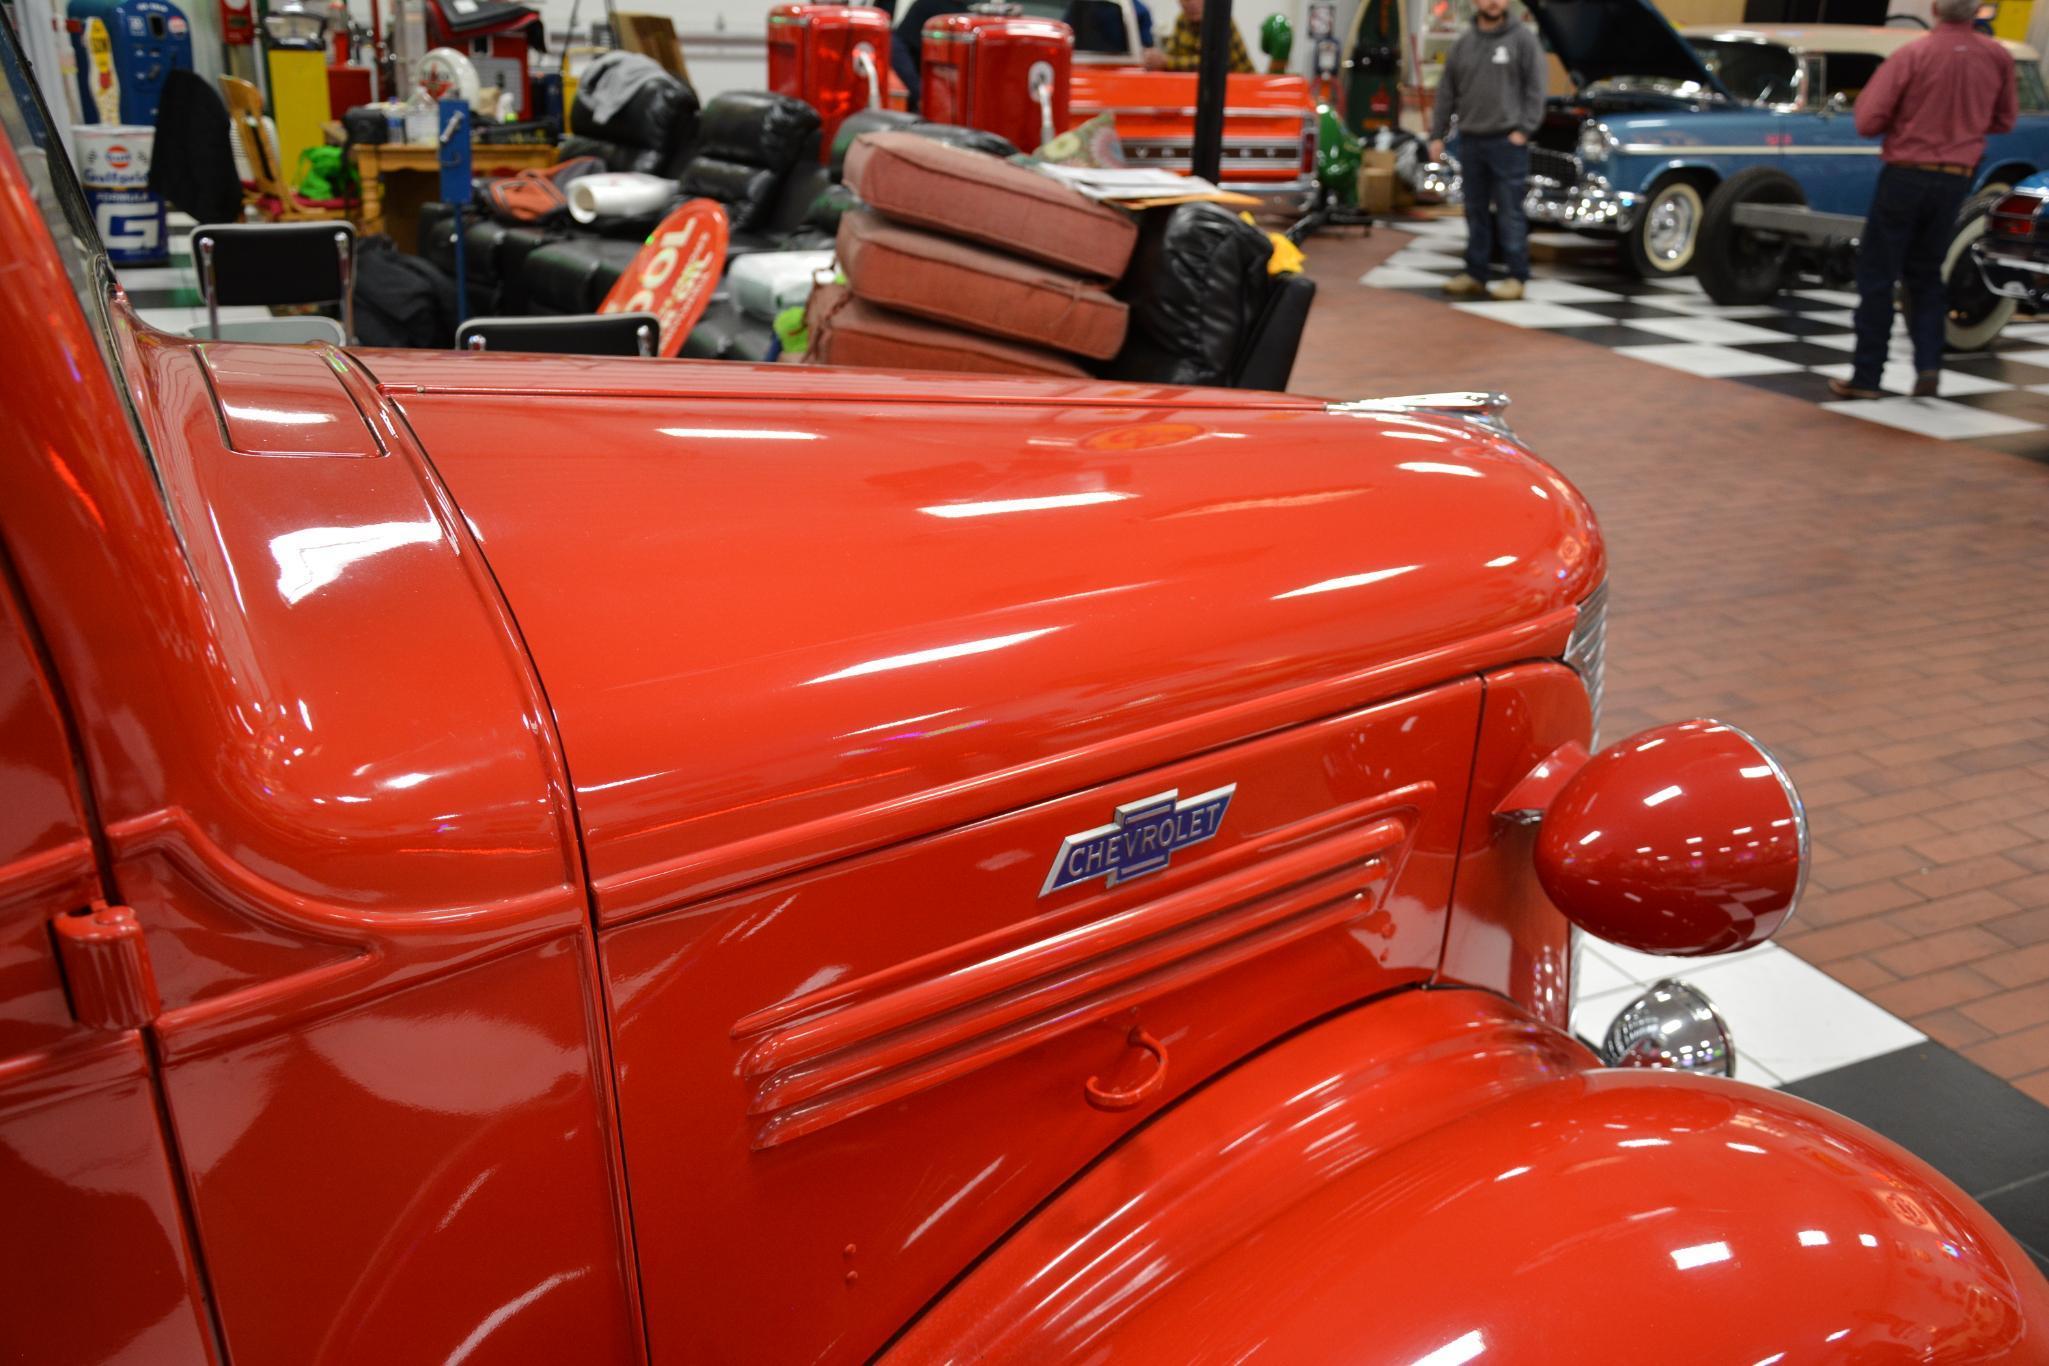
[{"x1": 1680, "y1": 23, "x2": 2039, "y2": 63}]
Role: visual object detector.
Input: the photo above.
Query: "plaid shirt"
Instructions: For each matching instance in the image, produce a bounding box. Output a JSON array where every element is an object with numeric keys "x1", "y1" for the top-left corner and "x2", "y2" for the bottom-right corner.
[{"x1": 1159, "y1": 15, "x2": 1253, "y2": 73}]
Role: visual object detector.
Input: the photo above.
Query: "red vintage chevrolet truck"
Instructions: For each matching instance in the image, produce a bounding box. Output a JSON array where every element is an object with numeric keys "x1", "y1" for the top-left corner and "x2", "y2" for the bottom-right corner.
[{"x1": 4, "y1": 16, "x2": 2047, "y2": 1365}]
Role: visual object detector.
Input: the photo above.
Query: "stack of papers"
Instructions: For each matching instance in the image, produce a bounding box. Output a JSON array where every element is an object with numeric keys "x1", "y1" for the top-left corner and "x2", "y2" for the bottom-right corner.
[{"x1": 1034, "y1": 165, "x2": 1263, "y2": 209}]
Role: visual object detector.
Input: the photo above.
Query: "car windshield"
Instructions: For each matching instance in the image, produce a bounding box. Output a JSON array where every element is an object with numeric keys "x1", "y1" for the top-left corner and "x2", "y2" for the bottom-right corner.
[{"x1": 1686, "y1": 38, "x2": 1799, "y2": 105}]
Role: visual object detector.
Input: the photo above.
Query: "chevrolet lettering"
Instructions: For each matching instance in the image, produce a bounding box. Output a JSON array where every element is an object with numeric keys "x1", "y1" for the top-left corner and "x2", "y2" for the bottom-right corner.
[{"x1": 1041, "y1": 786, "x2": 1236, "y2": 895}]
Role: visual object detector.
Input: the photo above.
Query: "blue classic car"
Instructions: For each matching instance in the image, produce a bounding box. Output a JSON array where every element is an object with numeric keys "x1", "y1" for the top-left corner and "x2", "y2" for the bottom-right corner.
[{"x1": 1516, "y1": 1, "x2": 2049, "y2": 287}]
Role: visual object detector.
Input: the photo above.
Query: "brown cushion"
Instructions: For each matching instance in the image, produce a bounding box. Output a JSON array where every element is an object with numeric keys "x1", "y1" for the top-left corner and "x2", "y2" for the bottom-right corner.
[
  {"x1": 807, "y1": 285, "x2": 1091, "y2": 378},
  {"x1": 842, "y1": 132, "x2": 1138, "y2": 281},
  {"x1": 837, "y1": 209, "x2": 1129, "y2": 361}
]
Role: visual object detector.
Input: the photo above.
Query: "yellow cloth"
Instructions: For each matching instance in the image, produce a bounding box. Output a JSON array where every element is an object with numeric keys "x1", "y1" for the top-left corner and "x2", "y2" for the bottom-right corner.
[{"x1": 1243, "y1": 213, "x2": 1305, "y2": 274}]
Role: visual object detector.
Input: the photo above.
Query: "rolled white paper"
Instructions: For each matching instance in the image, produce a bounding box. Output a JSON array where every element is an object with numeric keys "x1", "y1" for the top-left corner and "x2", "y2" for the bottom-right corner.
[{"x1": 567, "y1": 173, "x2": 681, "y2": 224}]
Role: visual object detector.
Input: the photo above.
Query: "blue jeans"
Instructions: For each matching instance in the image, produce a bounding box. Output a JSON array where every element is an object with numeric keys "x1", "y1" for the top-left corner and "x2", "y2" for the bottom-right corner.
[
  {"x1": 1460, "y1": 134, "x2": 1530, "y2": 283},
  {"x1": 1852, "y1": 164, "x2": 1971, "y2": 385}
]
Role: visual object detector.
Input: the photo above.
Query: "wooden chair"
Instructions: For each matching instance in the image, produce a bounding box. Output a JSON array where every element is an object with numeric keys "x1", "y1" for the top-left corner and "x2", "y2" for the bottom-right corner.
[{"x1": 219, "y1": 75, "x2": 351, "y2": 223}]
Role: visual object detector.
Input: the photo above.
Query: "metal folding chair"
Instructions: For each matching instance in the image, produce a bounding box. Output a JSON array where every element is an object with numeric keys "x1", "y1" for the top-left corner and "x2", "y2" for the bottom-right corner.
[
  {"x1": 455, "y1": 313, "x2": 661, "y2": 357},
  {"x1": 190, "y1": 221, "x2": 357, "y2": 342}
]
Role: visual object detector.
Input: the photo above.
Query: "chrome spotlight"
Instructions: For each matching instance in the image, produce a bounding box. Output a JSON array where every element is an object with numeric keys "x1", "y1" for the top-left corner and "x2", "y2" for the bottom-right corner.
[{"x1": 1600, "y1": 979, "x2": 1734, "y2": 1077}]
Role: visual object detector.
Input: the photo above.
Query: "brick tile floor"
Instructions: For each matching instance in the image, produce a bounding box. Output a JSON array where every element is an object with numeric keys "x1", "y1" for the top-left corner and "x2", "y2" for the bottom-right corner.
[{"x1": 1294, "y1": 225, "x2": 2049, "y2": 1104}]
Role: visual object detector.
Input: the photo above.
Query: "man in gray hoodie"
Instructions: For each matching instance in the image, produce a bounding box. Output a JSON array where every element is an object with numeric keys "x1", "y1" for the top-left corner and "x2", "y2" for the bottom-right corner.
[{"x1": 1426, "y1": 0, "x2": 1547, "y2": 300}]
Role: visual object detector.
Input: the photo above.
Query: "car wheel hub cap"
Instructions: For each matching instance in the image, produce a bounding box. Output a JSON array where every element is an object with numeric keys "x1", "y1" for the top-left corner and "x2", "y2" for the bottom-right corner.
[{"x1": 1648, "y1": 192, "x2": 1695, "y2": 262}]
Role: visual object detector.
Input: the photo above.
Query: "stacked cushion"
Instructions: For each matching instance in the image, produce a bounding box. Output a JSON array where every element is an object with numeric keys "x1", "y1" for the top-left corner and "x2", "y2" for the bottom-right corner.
[
  {"x1": 842, "y1": 132, "x2": 1136, "y2": 278},
  {"x1": 836, "y1": 209, "x2": 1128, "y2": 360},
  {"x1": 808, "y1": 285, "x2": 1090, "y2": 378},
  {"x1": 813, "y1": 132, "x2": 1136, "y2": 375}
]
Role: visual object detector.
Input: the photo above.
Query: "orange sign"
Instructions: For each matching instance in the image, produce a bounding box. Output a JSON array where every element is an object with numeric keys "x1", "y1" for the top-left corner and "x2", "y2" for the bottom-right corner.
[{"x1": 597, "y1": 199, "x2": 729, "y2": 359}]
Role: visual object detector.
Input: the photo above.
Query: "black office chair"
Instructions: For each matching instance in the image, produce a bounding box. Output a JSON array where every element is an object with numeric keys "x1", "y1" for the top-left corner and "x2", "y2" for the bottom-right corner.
[
  {"x1": 455, "y1": 313, "x2": 661, "y2": 357},
  {"x1": 190, "y1": 221, "x2": 356, "y2": 342}
]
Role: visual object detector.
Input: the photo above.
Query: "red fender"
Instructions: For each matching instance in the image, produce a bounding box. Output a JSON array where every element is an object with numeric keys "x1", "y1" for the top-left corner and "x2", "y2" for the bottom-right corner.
[{"x1": 885, "y1": 989, "x2": 2049, "y2": 1363}]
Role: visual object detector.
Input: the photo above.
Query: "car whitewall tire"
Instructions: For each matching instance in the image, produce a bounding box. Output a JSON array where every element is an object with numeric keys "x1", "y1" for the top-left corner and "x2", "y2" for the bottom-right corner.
[
  {"x1": 1628, "y1": 178, "x2": 1705, "y2": 277},
  {"x1": 1943, "y1": 183, "x2": 2018, "y2": 352}
]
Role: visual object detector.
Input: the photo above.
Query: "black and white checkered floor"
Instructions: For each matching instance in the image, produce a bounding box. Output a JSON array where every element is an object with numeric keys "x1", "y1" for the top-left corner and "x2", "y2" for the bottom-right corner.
[{"x1": 1366, "y1": 217, "x2": 2049, "y2": 458}]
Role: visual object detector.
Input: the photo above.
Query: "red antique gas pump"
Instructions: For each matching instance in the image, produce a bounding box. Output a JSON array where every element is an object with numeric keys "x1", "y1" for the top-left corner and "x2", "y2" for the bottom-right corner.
[
  {"x1": 919, "y1": 3, "x2": 1070, "y2": 155},
  {"x1": 768, "y1": 3, "x2": 891, "y2": 156}
]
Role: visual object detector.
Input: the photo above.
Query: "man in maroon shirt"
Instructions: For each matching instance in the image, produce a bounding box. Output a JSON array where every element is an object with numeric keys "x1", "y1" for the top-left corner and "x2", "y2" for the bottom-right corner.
[{"x1": 1828, "y1": 0, "x2": 2017, "y2": 401}]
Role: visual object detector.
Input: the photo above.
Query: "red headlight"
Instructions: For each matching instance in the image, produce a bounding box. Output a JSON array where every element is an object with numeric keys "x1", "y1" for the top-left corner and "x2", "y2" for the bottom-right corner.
[{"x1": 1533, "y1": 719, "x2": 1807, "y2": 957}]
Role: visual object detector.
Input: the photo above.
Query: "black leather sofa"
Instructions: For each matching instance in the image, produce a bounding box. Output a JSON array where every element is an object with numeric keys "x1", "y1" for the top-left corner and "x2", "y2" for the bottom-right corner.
[
  {"x1": 420, "y1": 92, "x2": 1016, "y2": 358},
  {"x1": 421, "y1": 89, "x2": 1310, "y2": 386}
]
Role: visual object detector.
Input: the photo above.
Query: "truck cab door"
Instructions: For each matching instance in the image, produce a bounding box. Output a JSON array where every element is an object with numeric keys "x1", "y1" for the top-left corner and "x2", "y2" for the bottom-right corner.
[
  {"x1": 0, "y1": 562, "x2": 217, "y2": 1366},
  {"x1": 1779, "y1": 51, "x2": 1884, "y2": 215}
]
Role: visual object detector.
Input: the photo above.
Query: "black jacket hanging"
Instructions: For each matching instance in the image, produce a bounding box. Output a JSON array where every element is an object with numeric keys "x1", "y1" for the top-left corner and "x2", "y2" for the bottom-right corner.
[{"x1": 147, "y1": 69, "x2": 242, "y2": 226}]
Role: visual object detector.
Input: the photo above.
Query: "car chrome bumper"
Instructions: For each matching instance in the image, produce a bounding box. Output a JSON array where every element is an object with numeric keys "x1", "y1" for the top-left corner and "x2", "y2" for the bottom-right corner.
[
  {"x1": 1974, "y1": 242, "x2": 2049, "y2": 304},
  {"x1": 1221, "y1": 174, "x2": 1319, "y2": 214},
  {"x1": 1526, "y1": 173, "x2": 1640, "y2": 232},
  {"x1": 1416, "y1": 160, "x2": 1459, "y2": 205}
]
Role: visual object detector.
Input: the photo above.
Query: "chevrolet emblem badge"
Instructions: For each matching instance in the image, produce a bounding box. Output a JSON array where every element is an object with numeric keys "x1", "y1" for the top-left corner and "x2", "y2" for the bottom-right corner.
[{"x1": 1040, "y1": 786, "x2": 1236, "y2": 896}]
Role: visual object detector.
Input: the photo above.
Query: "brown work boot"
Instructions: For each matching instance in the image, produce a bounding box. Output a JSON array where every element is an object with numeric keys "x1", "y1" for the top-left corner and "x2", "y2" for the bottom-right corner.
[
  {"x1": 1442, "y1": 273, "x2": 1485, "y2": 298},
  {"x1": 1827, "y1": 377, "x2": 1885, "y2": 401},
  {"x1": 1487, "y1": 278, "x2": 1526, "y2": 301},
  {"x1": 1912, "y1": 371, "x2": 1941, "y2": 397}
]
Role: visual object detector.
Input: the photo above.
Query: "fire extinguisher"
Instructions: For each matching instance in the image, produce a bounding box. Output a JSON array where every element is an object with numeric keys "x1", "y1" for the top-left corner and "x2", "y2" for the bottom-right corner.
[{"x1": 219, "y1": 0, "x2": 254, "y2": 46}]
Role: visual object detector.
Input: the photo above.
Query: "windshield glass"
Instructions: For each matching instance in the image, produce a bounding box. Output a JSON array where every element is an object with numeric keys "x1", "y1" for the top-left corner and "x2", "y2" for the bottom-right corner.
[
  {"x1": 0, "y1": 8, "x2": 111, "y2": 316},
  {"x1": 1687, "y1": 38, "x2": 1799, "y2": 104},
  {"x1": 1, "y1": 6, "x2": 158, "y2": 492}
]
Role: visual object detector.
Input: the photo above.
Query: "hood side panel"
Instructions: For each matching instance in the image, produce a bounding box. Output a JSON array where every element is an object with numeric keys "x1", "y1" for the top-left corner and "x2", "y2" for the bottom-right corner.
[{"x1": 406, "y1": 389, "x2": 1600, "y2": 922}]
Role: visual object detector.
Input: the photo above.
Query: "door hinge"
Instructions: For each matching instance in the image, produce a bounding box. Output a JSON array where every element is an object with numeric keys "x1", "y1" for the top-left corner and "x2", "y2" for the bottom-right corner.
[{"x1": 51, "y1": 901, "x2": 161, "y2": 1031}]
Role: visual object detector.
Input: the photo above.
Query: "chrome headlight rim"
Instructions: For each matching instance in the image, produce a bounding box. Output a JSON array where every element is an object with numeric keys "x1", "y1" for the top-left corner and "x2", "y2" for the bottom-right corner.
[
  {"x1": 1576, "y1": 120, "x2": 1615, "y2": 165},
  {"x1": 1715, "y1": 718, "x2": 1812, "y2": 925}
]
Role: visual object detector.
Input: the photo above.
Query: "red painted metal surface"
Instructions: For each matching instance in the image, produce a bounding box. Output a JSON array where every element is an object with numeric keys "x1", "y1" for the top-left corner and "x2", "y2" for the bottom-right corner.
[
  {"x1": 4, "y1": 36, "x2": 2042, "y2": 1365},
  {"x1": 395, "y1": 366, "x2": 1601, "y2": 925},
  {"x1": 768, "y1": 2, "x2": 891, "y2": 154},
  {"x1": 0, "y1": 122, "x2": 643, "y2": 1362},
  {"x1": 884, "y1": 989, "x2": 2049, "y2": 1363},
  {"x1": 1067, "y1": 70, "x2": 1315, "y2": 188},
  {"x1": 0, "y1": 1032, "x2": 220, "y2": 1365},
  {"x1": 1537, "y1": 719, "x2": 1806, "y2": 956},
  {"x1": 0, "y1": 533, "x2": 218, "y2": 1366},
  {"x1": 602, "y1": 683, "x2": 1475, "y2": 1362},
  {"x1": 921, "y1": 11, "x2": 1073, "y2": 154},
  {"x1": 1438, "y1": 662, "x2": 1594, "y2": 1029},
  {"x1": 0, "y1": 563, "x2": 97, "y2": 1061},
  {"x1": 51, "y1": 903, "x2": 162, "y2": 1030}
]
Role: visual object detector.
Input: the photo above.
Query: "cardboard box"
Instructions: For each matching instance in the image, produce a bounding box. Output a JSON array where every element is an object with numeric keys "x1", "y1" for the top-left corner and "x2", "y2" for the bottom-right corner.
[
  {"x1": 1357, "y1": 165, "x2": 1396, "y2": 214},
  {"x1": 1360, "y1": 147, "x2": 1398, "y2": 172}
]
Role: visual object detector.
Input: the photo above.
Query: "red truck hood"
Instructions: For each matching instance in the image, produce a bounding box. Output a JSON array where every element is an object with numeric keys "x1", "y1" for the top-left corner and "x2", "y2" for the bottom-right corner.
[{"x1": 365, "y1": 354, "x2": 1603, "y2": 924}]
